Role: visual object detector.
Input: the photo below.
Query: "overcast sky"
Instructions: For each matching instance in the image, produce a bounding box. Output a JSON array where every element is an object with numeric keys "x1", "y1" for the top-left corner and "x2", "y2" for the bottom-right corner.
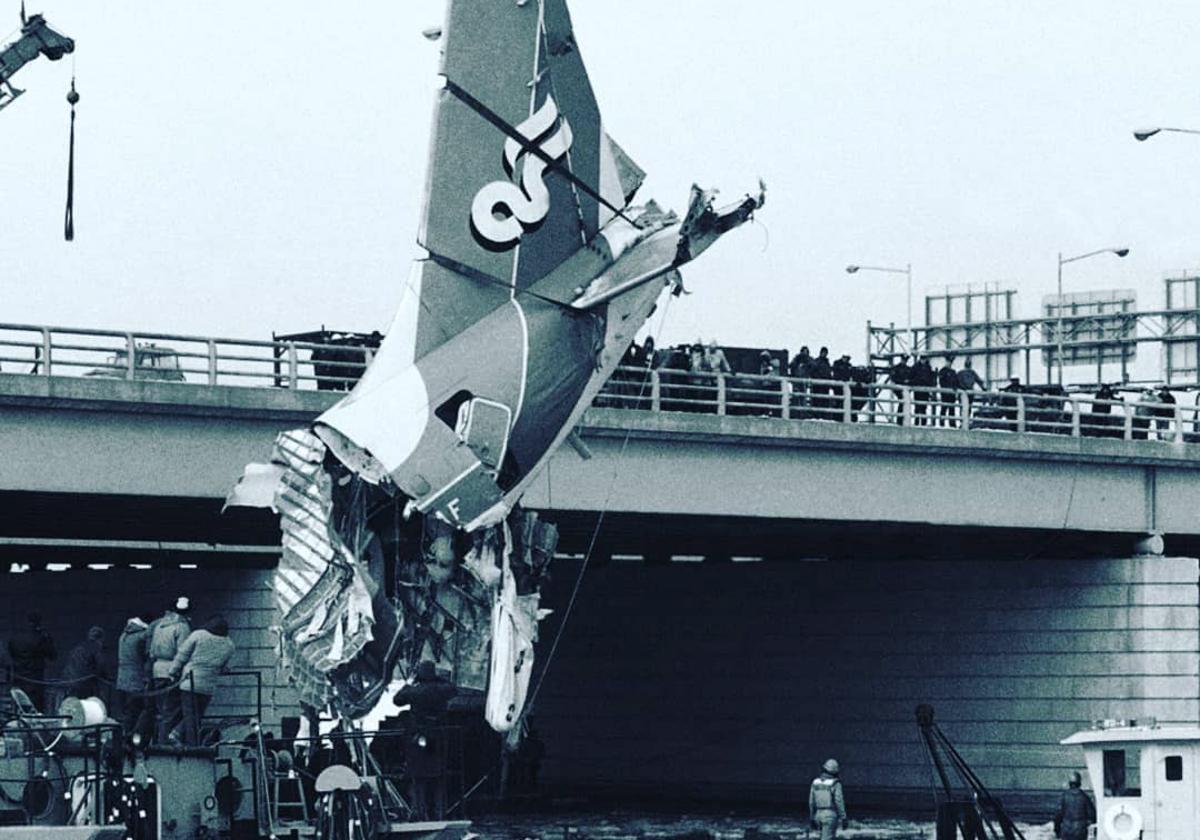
[{"x1": 3, "y1": 1, "x2": 1199, "y2": 365}]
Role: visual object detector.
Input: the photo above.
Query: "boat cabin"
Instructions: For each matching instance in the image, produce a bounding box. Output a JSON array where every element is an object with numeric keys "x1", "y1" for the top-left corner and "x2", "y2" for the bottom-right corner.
[{"x1": 1062, "y1": 721, "x2": 1200, "y2": 840}]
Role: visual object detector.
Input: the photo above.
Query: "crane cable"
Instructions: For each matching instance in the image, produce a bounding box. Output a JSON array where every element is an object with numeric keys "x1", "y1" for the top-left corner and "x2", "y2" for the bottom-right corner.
[
  {"x1": 64, "y1": 75, "x2": 78, "y2": 241},
  {"x1": 523, "y1": 292, "x2": 676, "y2": 717}
]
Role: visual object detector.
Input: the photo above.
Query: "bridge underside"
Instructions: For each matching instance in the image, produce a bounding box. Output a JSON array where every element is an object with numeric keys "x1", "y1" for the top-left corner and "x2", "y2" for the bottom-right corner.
[{"x1": 1, "y1": 490, "x2": 1196, "y2": 564}]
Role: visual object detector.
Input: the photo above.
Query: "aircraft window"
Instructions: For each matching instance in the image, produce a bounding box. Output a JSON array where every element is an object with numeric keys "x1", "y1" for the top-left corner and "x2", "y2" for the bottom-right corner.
[
  {"x1": 1165, "y1": 755, "x2": 1183, "y2": 781},
  {"x1": 1103, "y1": 748, "x2": 1142, "y2": 796}
]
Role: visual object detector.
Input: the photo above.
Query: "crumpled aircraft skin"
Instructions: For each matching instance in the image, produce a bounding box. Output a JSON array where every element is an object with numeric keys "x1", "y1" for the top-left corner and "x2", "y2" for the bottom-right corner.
[{"x1": 228, "y1": 0, "x2": 763, "y2": 727}]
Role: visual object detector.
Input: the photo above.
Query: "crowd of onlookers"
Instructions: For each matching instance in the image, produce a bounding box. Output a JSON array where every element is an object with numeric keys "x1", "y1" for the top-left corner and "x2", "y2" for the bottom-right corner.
[
  {"x1": 2, "y1": 597, "x2": 236, "y2": 746},
  {"x1": 604, "y1": 338, "x2": 1190, "y2": 437}
]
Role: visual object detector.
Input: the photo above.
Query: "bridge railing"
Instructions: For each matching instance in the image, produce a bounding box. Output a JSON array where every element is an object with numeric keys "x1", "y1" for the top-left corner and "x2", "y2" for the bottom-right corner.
[
  {"x1": 0, "y1": 323, "x2": 1193, "y2": 444},
  {"x1": 595, "y1": 366, "x2": 1199, "y2": 443},
  {"x1": 0, "y1": 323, "x2": 372, "y2": 391}
]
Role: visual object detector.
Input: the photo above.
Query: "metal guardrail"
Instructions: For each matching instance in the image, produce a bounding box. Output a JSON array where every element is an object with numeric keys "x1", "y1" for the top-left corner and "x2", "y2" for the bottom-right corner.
[
  {"x1": 594, "y1": 366, "x2": 1200, "y2": 443},
  {"x1": 0, "y1": 323, "x2": 1194, "y2": 444},
  {"x1": 0, "y1": 323, "x2": 373, "y2": 391}
]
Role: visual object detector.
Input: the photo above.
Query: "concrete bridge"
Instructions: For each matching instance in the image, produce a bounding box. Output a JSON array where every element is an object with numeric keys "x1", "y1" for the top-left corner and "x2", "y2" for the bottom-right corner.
[
  {"x1": 0, "y1": 371, "x2": 1196, "y2": 560},
  {"x1": 2, "y1": 367, "x2": 1200, "y2": 812}
]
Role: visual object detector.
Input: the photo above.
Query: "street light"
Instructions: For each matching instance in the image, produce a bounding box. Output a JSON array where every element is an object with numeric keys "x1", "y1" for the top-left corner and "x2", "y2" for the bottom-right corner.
[
  {"x1": 1054, "y1": 247, "x2": 1130, "y2": 386},
  {"x1": 1133, "y1": 126, "x2": 1200, "y2": 142},
  {"x1": 846, "y1": 263, "x2": 913, "y2": 351}
]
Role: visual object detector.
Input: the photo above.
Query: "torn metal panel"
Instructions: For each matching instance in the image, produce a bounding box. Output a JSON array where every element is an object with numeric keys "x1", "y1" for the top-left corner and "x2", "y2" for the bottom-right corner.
[
  {"x1": 222, "y1": 462, "x2": 285, "y2": 513},
  {"x1": 267, "y1": 430, "x2": 377, "y2": 710}
]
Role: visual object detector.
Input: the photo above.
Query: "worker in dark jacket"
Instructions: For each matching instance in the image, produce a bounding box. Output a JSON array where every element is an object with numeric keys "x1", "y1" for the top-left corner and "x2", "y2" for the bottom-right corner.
[
  {"x1": 888, "y1": 354, "x2": 912, "y2": 425},
  {"x1": 60, "y1": 626, "x2": 107, "y2": 702},
  {"x1": 115, "y1": 616, "x2": 152, "y2": 741},
  {"x1": 1054, "y1": 771, "x2": 1095, "y2": 840},
  {"x1": 7, "y1": 612, "x2": 56, "y2": 712},
  {"x1": 936, "y1": 355, "x2": 959, "y2": 427},
  {"x1": 394, "y1": 661, "x2": 457, "y2": 820},
  {"x1": 808, "y1": 758, "x2": 848, "y2": 839},
  {"x1": 910, "y1": 356, "x2": 935, "y2": 426},
  {"x1": 810, "y1": 347, "x2": 833, "y2": 417}
]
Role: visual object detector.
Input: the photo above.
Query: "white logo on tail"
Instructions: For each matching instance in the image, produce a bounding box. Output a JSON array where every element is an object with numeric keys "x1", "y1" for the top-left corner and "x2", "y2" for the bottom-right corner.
[{"x1": 471, "y1": 96, "x2": 573, "y2": 248}]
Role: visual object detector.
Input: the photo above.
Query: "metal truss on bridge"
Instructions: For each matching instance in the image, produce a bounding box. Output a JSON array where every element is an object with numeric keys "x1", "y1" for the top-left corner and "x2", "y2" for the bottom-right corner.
[{"x1": 867, "y1": 307, "x2": 1200, "y2": 388}]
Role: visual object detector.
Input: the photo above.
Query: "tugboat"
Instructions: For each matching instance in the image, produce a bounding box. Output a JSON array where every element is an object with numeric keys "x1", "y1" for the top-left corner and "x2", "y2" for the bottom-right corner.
[{"x1": 1061, "y1": 719, "x2": 1200, "y2": 840}]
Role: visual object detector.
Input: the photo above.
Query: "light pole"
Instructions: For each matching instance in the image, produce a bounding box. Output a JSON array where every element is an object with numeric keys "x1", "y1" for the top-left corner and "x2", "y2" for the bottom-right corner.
[
  {"x1": 1055, "y1": 248, "x2": 1129, "y2": 386},
  {"x1": 1133, "y1": 126, "x2": 1200, "y2": 142},
  {"x1": 846, "y1": 263, "x2": 913, "y2": 352}
]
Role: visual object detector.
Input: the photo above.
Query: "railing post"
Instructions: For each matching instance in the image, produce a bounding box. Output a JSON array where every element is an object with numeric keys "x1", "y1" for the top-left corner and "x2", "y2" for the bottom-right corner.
[
  {"x1": 207, "y1": 340, "x2": 218, "y2": 386},
  {"x1": 781, "y1": 379, "x2": 791, "y2": 420},
  {"x1": 1070, "y1": 399, "x2": 1081, "y2": 438},
  {"x1": 1174, "y1": 404, "x2": 1185, "y2": 443},
  {"x1": 40, "y1": 328, "x2": 52, "y2": 377},
  {"x1": 903, "y1": 386, "x2": 913, "y2": 426},
  {"x1": 716, "y1": 373, "x2": 726, "y2": 416},
  {"x1": 842, "y1": 382, "x2": 852, "y2": 422},
  {"x1": 1016, "y1": 395, "x2": 1026, "y2": 433},
  {"x1": 287, "y1": 343, "x2": 299, "y2": 390},
  {"x1": 650, "y1": 369, "x2": 661, "y2": 411},
  {"x1": 1123, "y1": 405, "x2": 1133, "y2": 440},
  {"x1": 125, "y1": 334, "x2": 136, "y2": 380},
  {"x1": 959, "y1": 392, "x2": 970, "y2": 431}
]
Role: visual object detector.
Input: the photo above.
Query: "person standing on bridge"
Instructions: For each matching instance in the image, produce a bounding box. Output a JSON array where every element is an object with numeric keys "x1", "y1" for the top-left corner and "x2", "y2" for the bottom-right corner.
[
  {"x1": 955, "y1": 359, "x2": 985, "y2": 428},
  {"x1": 937, "y1": 355, "x2": 959, "y2": 428},
  {"x1": 808, "y1": 758, "x2": 848, "y2": 839},
  {"x1": 1053, "y1": 771, "x2": 1095, "y2": 840}
]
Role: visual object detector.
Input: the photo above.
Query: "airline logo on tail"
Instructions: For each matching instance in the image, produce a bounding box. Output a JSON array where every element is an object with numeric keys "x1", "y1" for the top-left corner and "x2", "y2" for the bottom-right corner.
[{"x1": 470, "y1": 96, "x2": 574, "y2": 249}]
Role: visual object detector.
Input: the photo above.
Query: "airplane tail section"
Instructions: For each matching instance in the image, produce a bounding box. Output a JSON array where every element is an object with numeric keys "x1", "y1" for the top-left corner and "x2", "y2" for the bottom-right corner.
[{"x1": 413, "y1": 0, "x2": 642, "y2": 358}]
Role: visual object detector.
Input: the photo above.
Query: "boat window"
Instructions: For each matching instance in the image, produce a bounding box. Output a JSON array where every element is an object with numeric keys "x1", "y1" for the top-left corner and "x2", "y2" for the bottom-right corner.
[
  {"x1": 1103, "y1": 748, "x2": 1142, "y2": 796},
  {"x1": 1165, "y1": 755, "x2": 1183, "y2": 782}
]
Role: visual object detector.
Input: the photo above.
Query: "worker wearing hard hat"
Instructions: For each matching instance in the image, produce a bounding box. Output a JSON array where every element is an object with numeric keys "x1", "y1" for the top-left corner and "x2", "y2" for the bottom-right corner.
[
  {"x1": 1053, "y1": 771, "x2": 1095, "y2": 840},
  {"x1": 808, "y1": 758, "x2": 848, "y2": 839}
]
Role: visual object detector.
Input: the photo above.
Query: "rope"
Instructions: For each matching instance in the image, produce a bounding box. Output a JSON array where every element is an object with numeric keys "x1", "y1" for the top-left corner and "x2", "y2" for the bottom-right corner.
[{"x1": 11, "y1": 670, "x2": 192, "y2": 698}]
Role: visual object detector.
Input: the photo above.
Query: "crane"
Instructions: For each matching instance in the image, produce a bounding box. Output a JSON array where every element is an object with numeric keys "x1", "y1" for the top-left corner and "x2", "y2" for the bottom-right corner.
[{"x1": 0, "y1": 6, "x2": 74, "y2": 111}]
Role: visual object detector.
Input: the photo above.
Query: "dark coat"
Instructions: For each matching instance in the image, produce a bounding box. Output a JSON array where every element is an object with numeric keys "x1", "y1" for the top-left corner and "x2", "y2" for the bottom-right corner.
[
  {"x1": 8, "y1": 625, "x2": 56, "y2": 679},
  {"x1": 61, "y1": 640, "x2": 106, "y2": 697},
  {"x1": 394, "y1": 676, "x2": 456, "y2": 728},
  {"x1": 395, "y1": 675, "x2": 457, "y2": 778},
  {"x1": 116, "y1": 618, "x2": 151, "y2": 692},
  {"x1": 911, "y1": 359, "x2": 935, "y2": 387},
  {"x1": 1054, "y1": 787, "x2": 1095, "y2": 839},
  {"x1": 810, "y1": 356, "x2": 832, "y2": 381}
]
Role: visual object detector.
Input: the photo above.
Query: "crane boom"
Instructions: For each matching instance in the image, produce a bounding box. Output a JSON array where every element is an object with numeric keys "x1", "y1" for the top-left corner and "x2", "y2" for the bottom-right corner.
[{"x1": 0, "y1": 12, "x2": 74, "y2": 111}]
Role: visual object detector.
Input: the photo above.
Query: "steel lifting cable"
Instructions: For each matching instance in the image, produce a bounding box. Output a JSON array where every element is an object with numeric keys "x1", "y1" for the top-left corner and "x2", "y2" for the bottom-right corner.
[{"x1": 523, "y1": 292, "x2": 676, "y2": 716}]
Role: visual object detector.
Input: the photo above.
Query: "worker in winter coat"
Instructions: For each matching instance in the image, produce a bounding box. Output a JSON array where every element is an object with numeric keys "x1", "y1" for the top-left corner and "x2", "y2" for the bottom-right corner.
[
  {"x1": 60, "y1": 626, "x2": 108, "y2": 703},
  {"x1": 168, "y1": 616, "x2": 235, "y2": 745},
  {"x1": 7, "y1": 611, "x2": 56, "y2": 711},
  {"x1": 394, "y1": 660, "x2": 457, "y2": 820},
  {"x1": 147, "y1": 597, "x2": 192, "y2": 744},
  {"x1": 1054, "y1": 771, "x2": 1095, "y2": 840},
  {"x1": 808, "y1": 758, "x2": 848, "y2": 839},
  {"x1": 115, "y1": 615, "x2": 152, "y2": 742}
]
